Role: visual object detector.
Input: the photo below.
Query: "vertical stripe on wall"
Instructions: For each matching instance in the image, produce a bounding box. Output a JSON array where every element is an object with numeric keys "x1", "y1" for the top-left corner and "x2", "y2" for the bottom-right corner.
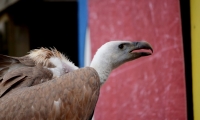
[
  {"x1": 180, "y1": 0, "x2": 193, "y2": 119},
  {"x1": 84, "y1": 27, "x2": 91, "y2": 67},
  {"x1": 190, "y1": 0, "x2": 200, "y2": 120},
  {"x1": 78, "y1": 0, "x2": 88, "y2": 67}
]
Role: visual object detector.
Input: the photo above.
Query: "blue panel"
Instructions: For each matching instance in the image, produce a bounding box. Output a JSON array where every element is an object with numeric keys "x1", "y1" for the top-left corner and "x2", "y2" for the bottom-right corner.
[{"x1": 78, "y1": 0, "x2": 88, "y2": 67}]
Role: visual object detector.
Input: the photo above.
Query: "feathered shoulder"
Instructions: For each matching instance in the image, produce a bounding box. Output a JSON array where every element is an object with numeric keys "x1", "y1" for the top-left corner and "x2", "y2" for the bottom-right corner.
[{"x1": 0, "y1": 47, "x2": 67, "y2": 97}]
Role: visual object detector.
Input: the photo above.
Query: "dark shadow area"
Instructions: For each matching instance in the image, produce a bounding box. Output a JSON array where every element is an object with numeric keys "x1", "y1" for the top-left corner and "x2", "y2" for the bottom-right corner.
[
  {"x1": 179, "y1": 0, "x2": 193, "y2": 120},
  {"x1": 1, "y1": 1, "x2": 79, "y2": 66}
]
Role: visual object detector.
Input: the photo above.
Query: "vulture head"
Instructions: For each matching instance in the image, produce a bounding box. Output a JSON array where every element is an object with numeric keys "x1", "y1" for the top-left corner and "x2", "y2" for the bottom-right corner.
[{"x1": 90, "y1": 41, "x2": 153, "y2": 85}]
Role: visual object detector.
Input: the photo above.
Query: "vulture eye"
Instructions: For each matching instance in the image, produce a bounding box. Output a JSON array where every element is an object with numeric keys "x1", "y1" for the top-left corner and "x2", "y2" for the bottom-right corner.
[{"x1": 118, "y1": 44, "x2": 124, "y2": 49}]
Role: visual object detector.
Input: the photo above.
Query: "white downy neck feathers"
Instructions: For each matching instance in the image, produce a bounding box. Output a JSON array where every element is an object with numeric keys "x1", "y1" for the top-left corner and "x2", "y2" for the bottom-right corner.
[{"x1": 28, "y1": 47, "x2": 78, "y2": 78}]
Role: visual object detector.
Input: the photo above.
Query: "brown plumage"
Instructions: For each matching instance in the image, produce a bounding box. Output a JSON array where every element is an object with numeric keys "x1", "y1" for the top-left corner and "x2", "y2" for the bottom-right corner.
[
  {"x1": 0, "y1": 47, "x2": 98, "y2": 120},
  {"x1": 0, "y1": 67, "x2": 100, "y2": 120},
  {"x1": 0, "y1": 40, "x2": 153, "y2": 120},
  {"x1": 0, "y1": 47, "x2": 78, "y2": 98}
]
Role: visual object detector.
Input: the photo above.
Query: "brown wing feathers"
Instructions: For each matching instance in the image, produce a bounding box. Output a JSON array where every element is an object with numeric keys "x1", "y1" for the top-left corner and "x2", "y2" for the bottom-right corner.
[
  {"x1": 0, "y1": 54, "x2": 33, "y2": 97},
  {"x1": 0, "y1": 67, "x2": 100, "y2": 120},
  {"x1": 0, "y1": 54, "x2": 18, "y2": 80},
  {"x1": 0, "y1": 53, "x2": 54, "y2": 98},
  {"x1": 0, "y1": 49, "x2": 100, "y2": 120}
]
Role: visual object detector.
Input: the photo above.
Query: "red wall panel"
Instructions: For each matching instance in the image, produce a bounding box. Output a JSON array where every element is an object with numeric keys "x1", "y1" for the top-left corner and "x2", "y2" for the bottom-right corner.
[{"x1": 88, "y1": 0, "x2": 187, "y2": 119}]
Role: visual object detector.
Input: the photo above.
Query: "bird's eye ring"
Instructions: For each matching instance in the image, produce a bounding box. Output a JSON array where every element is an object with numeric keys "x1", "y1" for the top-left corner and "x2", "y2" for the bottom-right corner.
[{"x1": 118, "y1": 44, "x2": 124, "y2": 49}]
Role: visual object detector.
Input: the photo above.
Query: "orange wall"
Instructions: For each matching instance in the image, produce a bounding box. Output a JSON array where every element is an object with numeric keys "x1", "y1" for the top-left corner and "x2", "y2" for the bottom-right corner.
[{"x1": 89, "y1": 0, "x2": 187, "y2": 119}]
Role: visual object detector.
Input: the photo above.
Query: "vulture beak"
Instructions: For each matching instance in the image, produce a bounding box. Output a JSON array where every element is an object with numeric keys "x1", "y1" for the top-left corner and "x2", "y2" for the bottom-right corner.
[{"x1": 129, "y1": 41, "x2": 153, "y2": 57}]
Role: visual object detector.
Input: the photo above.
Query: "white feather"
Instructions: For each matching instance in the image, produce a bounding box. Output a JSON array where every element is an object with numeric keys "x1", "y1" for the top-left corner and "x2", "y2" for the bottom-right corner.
[{"x1": 48, "y1": 57, "x2": 78, "y2": 78}]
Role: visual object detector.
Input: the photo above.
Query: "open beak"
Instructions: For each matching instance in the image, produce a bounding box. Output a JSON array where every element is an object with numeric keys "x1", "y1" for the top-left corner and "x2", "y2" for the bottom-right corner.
[{"x1": 129, "y1": 41, "x2": 153, "y2": 56}]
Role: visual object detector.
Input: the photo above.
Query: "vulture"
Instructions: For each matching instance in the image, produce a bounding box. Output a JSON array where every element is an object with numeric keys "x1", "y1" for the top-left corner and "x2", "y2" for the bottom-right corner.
[{"x1": 0, "y1": 40, "x2": 153, "y2": 120}]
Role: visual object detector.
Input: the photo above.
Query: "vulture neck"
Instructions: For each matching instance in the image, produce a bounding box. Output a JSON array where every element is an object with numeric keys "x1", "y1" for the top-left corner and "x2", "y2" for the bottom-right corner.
[{"x1": 90, "y1": 56, "x2": 113, "y2": 85}]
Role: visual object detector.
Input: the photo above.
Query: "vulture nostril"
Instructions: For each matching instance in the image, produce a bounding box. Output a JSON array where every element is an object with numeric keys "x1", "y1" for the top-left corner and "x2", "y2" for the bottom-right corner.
[{"x1": 133, "y1": 42, "x2": 139, "y2": 47}]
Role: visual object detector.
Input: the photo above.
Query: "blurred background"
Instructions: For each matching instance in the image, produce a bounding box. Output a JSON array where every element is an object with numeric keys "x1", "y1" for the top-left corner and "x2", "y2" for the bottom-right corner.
[
  {"x1": 0, "y1": 0, "x2": 78, "y2": 65},
  {"x1": 0, "y1": 0, "x2": 199, "y2": 120}
]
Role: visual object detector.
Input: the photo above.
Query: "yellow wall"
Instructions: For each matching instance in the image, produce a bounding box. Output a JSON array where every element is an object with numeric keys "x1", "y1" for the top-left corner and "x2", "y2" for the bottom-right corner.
[{"x1": 190, "y1": 0, "x2": 200, "y2": 120}]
